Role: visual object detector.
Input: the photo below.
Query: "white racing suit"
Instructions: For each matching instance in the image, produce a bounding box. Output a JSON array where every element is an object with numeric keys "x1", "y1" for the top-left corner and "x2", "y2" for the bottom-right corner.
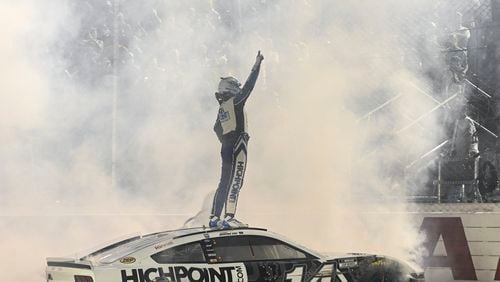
[{"x1": 212, "y1": 64, "x2": 261, "y2": 218}]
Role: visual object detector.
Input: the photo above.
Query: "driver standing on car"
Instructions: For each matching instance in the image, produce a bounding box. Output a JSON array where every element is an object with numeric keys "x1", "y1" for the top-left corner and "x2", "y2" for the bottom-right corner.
[{"x1": 209, "y1": 51, "x2": 264, "y2": 229}]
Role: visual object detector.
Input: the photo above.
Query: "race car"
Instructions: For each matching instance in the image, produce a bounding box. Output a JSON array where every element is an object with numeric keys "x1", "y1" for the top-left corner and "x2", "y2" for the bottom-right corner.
[{"x1": 46, "y1": 226, "x2": 424, "y2": 282}]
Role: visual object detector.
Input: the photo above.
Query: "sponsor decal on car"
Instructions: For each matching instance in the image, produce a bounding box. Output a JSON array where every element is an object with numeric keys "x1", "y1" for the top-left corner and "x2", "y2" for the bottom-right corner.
[
  {"x1": 369, "y1": 260, "x2": 386, "y2": 267},
  {"x1": 121, "y1": 264, "x2": 247, "y2": 282},
  {"x1": 338, "y1": 258, "x2": 358, "y2": 269},
  {"x1": 154, "y1": 241, "x2": 172, "y2": 250},
  {"x1": 219, "y1": 231, "x2": 244, "y2": 237},
  {"x1": 120, "y1": 257, "x2": 137, "y2": 264}
]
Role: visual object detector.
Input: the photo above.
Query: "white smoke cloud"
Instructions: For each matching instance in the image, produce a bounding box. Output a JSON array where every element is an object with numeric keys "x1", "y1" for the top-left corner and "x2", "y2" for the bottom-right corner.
[{"x1": 0, "y1": 0, "x2": 452, "y2": 280}]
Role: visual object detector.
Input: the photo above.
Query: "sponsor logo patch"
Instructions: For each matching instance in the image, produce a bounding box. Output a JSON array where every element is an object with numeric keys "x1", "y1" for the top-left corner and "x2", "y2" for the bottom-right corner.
[{"x1": 219, "y1": 108, "x2": 230, "y2": 122}]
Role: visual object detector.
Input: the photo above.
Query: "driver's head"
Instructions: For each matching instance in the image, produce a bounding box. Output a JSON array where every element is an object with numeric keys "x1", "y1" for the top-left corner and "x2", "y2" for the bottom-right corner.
[{"x1": 216, "y1": 76, "x2": 241, "y2": 102}]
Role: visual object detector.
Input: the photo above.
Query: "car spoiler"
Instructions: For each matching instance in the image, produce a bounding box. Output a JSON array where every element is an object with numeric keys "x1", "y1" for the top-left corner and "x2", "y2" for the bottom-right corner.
[{"x1": 46, "y1": 257, "x2": 93, "y2": 270}]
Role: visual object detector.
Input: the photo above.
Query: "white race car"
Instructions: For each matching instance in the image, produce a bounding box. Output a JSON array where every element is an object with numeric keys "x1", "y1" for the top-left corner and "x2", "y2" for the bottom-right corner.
[{"x1": 46, "y1": 227, "x2": 424, "y2": 282}]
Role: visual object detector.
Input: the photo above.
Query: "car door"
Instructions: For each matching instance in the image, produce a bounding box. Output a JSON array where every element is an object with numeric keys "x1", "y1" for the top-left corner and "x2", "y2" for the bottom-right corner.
[
  {"x1": 148, "y1": 241, "x2": 208, "y2": 282},
  {"x1": 151, "y1": 240, "x2": 248, "y2": 282},
  {"x1": 208, "y1": 235, "x2": 322, "y2": 282}
]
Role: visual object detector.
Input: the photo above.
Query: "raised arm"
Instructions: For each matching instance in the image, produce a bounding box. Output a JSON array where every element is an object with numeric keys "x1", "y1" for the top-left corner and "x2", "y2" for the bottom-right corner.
[{"x1": 235, "y1": 51, "x2": 264, "y2": 105}]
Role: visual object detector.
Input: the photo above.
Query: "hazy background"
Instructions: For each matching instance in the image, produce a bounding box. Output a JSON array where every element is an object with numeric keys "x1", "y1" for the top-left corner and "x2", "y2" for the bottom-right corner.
[{"x1": 0, "y1": 0, "x2": 457, "y2": 280}]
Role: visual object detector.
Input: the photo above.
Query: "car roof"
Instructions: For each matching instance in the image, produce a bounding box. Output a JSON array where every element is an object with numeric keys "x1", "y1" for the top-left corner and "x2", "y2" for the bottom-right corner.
[{"x1": 83, "y1": 226, "x2": 272, "y2": 264}]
